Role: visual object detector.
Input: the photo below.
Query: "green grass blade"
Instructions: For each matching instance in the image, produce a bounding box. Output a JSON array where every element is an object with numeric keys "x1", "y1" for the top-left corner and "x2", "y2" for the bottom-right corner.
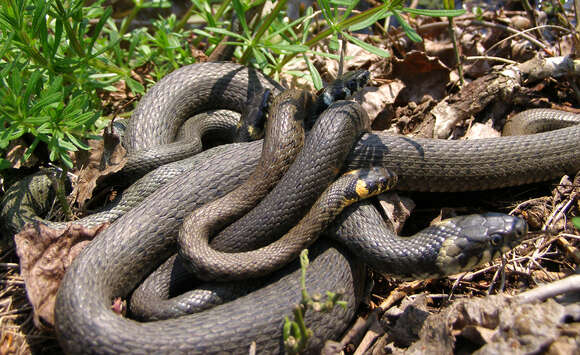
[
  {"x1": 403, "y1": 7, "x2": 466, "y2": 17},
  {"x1": 393, "y1": 9, "x2": 422, "y2": 42},
  {"x1": 342, "y1": 32, "x2": 390, "y2": 57}
]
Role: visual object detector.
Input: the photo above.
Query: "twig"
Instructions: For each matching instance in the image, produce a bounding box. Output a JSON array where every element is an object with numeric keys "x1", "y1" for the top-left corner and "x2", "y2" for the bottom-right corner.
[
  {"x1": 483, "y1": 25, "x2": 570, "y2": 58},
  {"x1": 449, "y1": 272, "x2": 467, "y2": 298},
  {"x1": 0, "y1": 307, "x2": 32, "y2": 317},
  {"x1": 415, "y1": 21, "x2": 571, "y2": 55},
  {"x1": 519, "y1": 0, "x2": 543, "y2": 41},
  {"x1": 0, "y1": 280, "x2": 25, "y2": 286},
  {"x1": 352, "y1": 313, "x2": 383, "y2": 355},
  {"x1": 377, "y1": 280, "x2": 424, "y2": 311},
  {"x1": 337, "y1": 313, "x2": 375, "y2": 348},
  {"x1": 464, "y1": 55, "x2": 517, "y2": 65},
  {"x1": 0, "y1": 263, "x2": 19, "y2": 269},
  {"x1": 467, "y1": 20, "x2": 551, "y2": 54},
  {"x1": 576, "y1": 0, "x2": 580, "y2": 34},
  {"x1": 338, "y1": 34, "x2": 346, "y2": 77},
  {"x1": 515, "y1": 274, "x2": 580, "y2": 303},
  {"x1": 445, "y1": 4, "x2": 464, "y2": 86},
  {"x1": 248, "y1": 341, "x2": 256, "y2": 355},
  {"x1": 556, "y1": 236, "x2": 580, "y2": 265},
  {"x1": 487, "y1": 256, "x2": 507, "y2": 294},
  {"x1": 326, "y1": 310, "x2": 380, "y2": 354},
  {"x1": 558, "y1": 233, "x2": 580, "y2": 240},
  {"x1": 543, "y1": 198, "x2": 574, "y2": 231}
]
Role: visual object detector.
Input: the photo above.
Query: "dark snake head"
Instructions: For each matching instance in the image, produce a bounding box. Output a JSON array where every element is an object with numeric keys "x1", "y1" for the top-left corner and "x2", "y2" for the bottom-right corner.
[
  {"x1": 308, "y1": 70, "x2": 370, "y2": 130},
  {"x1": 433, "y1": 212, "x2": 528, "y2": 277},
  {"x1": 318, "y1": 70, "x2": 370, "y2": 108},
  {"x1": 235, "y1": 88, "x2": 272, "y2": 142}
]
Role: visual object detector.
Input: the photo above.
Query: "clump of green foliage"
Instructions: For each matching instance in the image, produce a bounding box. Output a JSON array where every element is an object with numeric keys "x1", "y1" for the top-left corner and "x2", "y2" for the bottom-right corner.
[{"x1": 0, "y1": 0, "x2": 464, "y2": 173}]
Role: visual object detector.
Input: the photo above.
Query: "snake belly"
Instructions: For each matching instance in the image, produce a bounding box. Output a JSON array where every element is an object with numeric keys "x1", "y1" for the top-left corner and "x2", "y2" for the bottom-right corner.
[{"x1": 46, "y1": 62, "x2": 580, "y2": 353}]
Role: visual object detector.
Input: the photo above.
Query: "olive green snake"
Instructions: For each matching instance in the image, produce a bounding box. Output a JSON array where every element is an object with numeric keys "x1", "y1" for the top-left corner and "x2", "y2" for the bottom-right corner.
[{"x1": 0, "y1": 62, "x2": 578, "y2": 353}]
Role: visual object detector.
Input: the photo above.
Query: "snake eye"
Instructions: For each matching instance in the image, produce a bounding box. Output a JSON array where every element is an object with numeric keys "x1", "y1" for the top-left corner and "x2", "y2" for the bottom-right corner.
[{"x1": 490, "y1": 233, "x2": 503, "y2": 246}]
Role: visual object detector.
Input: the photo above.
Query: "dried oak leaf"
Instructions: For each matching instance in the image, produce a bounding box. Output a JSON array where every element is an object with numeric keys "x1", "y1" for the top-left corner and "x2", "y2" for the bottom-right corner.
[
  {"x1": 377, "y1": 192, "x2": 415, "y2": 234},
  {"x1": 14, "y1": 222, "x2": 108, "y2": 328},
  {"x1": 466, "y1": 121, "x2": 501, "y2": 139}
]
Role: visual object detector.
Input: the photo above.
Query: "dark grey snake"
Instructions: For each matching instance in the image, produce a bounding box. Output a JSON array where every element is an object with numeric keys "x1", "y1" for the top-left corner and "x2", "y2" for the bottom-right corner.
[{"x1": 1, "y1": 62, "x2": 578, "y2": 353}]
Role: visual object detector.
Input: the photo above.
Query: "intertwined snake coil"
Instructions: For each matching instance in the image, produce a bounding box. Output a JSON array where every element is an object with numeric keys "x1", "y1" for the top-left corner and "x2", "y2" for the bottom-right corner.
[{"x1": 10, "y1": 62, "x2": 578, "y2": 353}]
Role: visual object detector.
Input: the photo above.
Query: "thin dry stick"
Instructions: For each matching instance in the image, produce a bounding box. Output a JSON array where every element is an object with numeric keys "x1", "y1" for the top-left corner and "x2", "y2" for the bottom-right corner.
[
  {"x1": 515, "y1": 274, "x2": 580, "y2": 303},
  {"x1": 446, "y1": 10, "x2": 464, "y2": 86},
  {"x1": 558, "y1": 233, "x2": 580, "y2": 240},
  {"x1": 464, "y1": 55, "x2": 517, "y2": 65},
  {"x1": 352, "y1": 314, "x2": 383, "y2": 355},
  {"x1": 575, "y1": 0, "x2": 580, "y2": 34},
  {"x1": 555, "y1": 236, "x2": 580, "y2": 265},
  {"x1": 483, "y1": 24, "x2": 571, "y2": 56},
  {"x1": 0, "y1": 263, "x2": 19, "y2": 269},
  {"x1": 470, "y1": 21, "x2": 548, "y2": 54},
  {"x1": 543, "y1": 198, "x2": 574, "y2": 231},
  {"x1": 377, "y1": 280, "x2": 424, "y2": 311},
  {"x1": 520, "y1": 0, "x2": 543, "y2": 41}
]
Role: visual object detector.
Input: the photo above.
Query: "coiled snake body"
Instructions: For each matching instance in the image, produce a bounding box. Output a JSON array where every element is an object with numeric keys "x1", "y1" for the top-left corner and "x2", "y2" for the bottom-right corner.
[{"x1": 2, "y1": 62, "x2": 577, "y2": 353}]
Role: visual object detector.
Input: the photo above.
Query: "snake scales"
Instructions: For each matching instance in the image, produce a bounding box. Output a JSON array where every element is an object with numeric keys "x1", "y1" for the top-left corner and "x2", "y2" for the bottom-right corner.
[{"x1": 0, "y1": 62, "x2": 577, "y2": 353}]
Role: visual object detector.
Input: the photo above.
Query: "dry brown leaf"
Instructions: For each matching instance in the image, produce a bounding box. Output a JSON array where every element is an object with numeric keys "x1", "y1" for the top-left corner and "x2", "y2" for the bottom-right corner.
[
  {"x1": 423, "y1": 39, "x2": 456, "y2": 69},
  {"x1": 343, "y1": 38, "x2": 382, "y2": 70},
  {"x1": 315, "y1": 39, "x2": 382, "y2": 82},
  {"x1": 393, "y1": 97, "x2": 438, "y2": 136},
  {"x1": 14, "y1": 222, "x2": 108, "y2": 328},
  {"x1": 5, "y1": 139, "x2": 38, "y2": 169},
  {"x1": 390, "y1": 51, "x2": 450, "y2": 105},
  {"x1": 381, "y1": 294, "x2": 430, "y2": 348},
  {"x1": 398, "y1": 296, "x2": 580, "y2": 355},
  {"x1": 69, "y1": 130, "x2": 127, "y2": 209},
  {"x1": 360, "y1": 81, "x2": 405, "y2": 128}
]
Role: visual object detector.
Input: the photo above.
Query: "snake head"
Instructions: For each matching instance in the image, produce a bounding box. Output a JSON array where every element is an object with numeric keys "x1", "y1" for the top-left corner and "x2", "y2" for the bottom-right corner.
[
  {"x1": 349, "y1": 167, "x2": 397, "y2": 199},
  {"x1": 313, "y1": 70, "x2": 371, "y2": 124},
  {"x1": 320, "y1": 70, "x2": 370, "y2": 104},
  {"x1": 342, "y1": 69, "x2": 371, "y2": 95},
  {"x1": 235, "y1": 88, "x2": 272, "y2": 142},
  {"x1": 434, "y1": 213, "x2": 528, "y2": 276}
]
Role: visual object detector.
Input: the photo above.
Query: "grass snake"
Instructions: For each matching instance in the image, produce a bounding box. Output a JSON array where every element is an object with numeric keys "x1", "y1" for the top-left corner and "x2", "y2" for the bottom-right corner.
[{"x1": 1, "y1": 62, "x2": 577, "y2": 353}]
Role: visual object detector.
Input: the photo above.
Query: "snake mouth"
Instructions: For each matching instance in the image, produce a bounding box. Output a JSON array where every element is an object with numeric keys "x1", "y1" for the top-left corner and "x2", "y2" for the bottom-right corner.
[{"x1": 499, "y1": 216, "x2": 529, "y2": 252}]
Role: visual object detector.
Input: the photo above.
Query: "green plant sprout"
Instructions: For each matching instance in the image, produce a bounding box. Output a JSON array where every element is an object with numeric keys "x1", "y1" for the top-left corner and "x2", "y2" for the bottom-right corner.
[{"x1": 283, "y1": 249, "x2": 347, "y2": 354}]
